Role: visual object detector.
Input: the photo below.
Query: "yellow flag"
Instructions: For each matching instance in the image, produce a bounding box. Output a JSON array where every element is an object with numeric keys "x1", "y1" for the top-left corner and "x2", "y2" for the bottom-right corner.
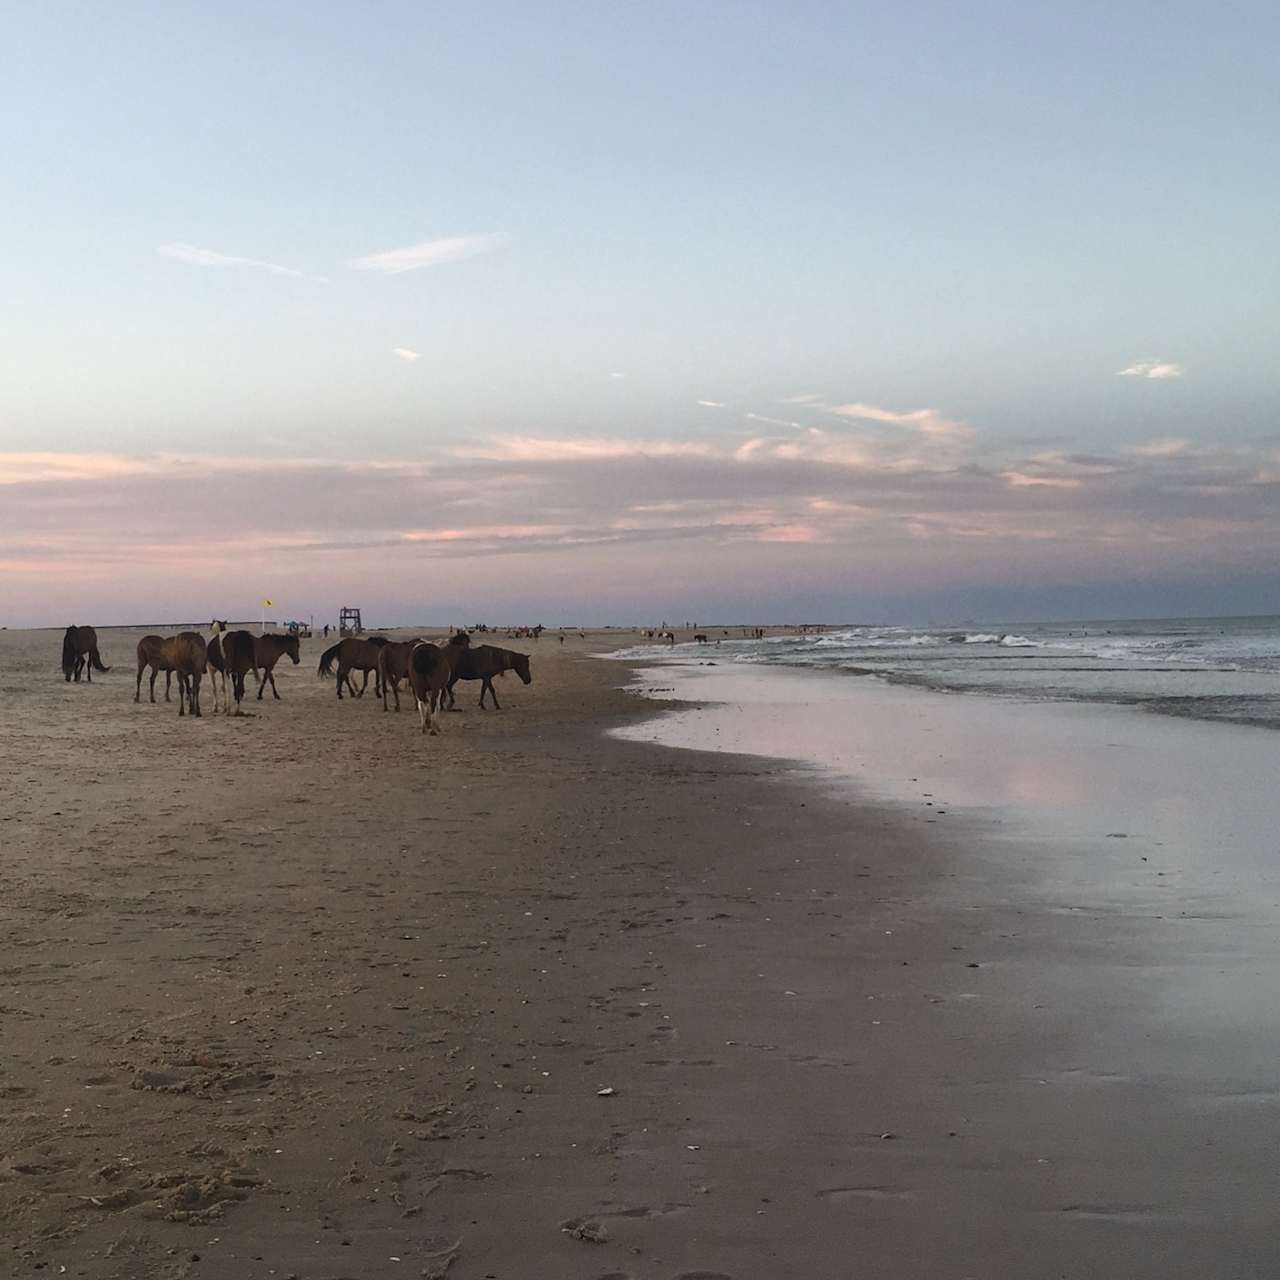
[{"x1": 263, "y1": 598, "x2": 274, "y2": 607}]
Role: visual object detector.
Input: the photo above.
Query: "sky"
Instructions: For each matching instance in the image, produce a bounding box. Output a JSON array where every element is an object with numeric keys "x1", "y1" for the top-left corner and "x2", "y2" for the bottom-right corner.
[{"x1": 2, "y1": 1, "x2": 1277, "y2": 627}]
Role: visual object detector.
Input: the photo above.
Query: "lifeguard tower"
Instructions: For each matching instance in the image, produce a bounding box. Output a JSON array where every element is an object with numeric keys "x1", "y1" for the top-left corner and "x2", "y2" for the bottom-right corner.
[{"x1": 338, "y1": 606, "x2": 363, "y2": 636}]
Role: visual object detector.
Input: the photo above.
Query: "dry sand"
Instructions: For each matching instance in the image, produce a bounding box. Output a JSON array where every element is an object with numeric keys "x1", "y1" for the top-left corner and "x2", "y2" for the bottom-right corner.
[{"x1": 2, "y1": 625, "x2": 1277, "y2": 1278}]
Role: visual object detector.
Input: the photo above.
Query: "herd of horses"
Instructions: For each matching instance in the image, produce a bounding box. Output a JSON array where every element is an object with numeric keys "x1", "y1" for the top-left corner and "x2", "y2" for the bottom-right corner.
[{"x1": 62, "y1": 622, "x2": 531, "y2": 734}]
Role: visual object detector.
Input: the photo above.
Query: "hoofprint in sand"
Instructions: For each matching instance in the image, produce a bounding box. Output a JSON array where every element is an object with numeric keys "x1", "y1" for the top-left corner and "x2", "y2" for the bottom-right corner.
[{"x1": 2, "y1": 625, "x2": 1279, "y2": 1277}]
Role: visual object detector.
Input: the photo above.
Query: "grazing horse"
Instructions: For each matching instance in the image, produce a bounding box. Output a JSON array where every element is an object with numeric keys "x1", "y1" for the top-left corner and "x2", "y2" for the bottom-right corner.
[
  {"x1": 405, "y1": 641, "x2": 455, "y2": 734},
  {"x1": 253, "y1": 633, "x2": 301, "y2": 700},
  {"x1": 135, "y1": 635, "x2": 175, "y2": 703},
  {"x1": 318, "y1": 636, "x2": 389, "y2": 699},
  {"x1": 160, "y1": 632, "x2": 208, "y2": 717},
  {"x1": 445, "y1": 644, "x2": 531, "y2": 710},
  {"x1": 693, "y1": 633, "x2": 708, "y2": 643},
  {"x1": 62, "y1": 625, "x2": 110, "y2": 682}
]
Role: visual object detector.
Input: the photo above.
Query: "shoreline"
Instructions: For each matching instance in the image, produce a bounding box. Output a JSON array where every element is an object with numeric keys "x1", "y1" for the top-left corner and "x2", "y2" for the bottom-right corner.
[{"x1": 2, "y1": 629, "x2": 1278, "y2": 1276}]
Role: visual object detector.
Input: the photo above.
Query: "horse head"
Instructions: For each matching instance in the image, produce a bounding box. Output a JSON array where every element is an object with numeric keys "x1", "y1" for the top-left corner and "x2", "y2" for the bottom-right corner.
[
  {"x1": 511, "y1": 652, "x2": 532, "y2": 685},
  {"x1": 285, "y1": 635, "x2": 300, "y2": 663}
]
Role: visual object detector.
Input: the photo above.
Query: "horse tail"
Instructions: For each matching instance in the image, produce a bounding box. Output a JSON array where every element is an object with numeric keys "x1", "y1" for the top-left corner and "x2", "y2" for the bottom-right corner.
[
  {"x1": 318, "y1": 641, "x2": 340, "y2": 677},
  {"x1": 90, "y1": 646, "x2": 110, "y2": 672},
  {"x1": 61, "y1": 627, "x2": 77, "y2": 672}
]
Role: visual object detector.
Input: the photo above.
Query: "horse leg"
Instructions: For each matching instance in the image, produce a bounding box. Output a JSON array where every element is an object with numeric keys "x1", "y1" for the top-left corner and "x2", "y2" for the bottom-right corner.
[
  {"x1": 177, "y1": 673, "x2": 187, "y2": 716},
  {"x1": 269, "y1": 668, "x2": 280, "y2": 699},
  {"x1": 256, "y1": 663, "x2": 265, "y2": 699},
  {"x1": 336, "y1": 662, "x2": 346, "y2": 698},
  {"x1": 135, "y1": 662, "x2": 144, "y2": 702},
  {"x1": 164, "y1": 670, "x2": 172, "y2": 702},
  {"x1": 192, "y1": 672, "x2": 202, "y2": 717}
]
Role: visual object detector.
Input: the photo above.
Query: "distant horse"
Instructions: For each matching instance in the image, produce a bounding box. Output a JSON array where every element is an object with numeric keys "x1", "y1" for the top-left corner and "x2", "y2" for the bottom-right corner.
[
  {"x1": 135, "y1": 634, "x2": 175, "y2": 703},
  {"x1": 253, "y1": 633, "x2": 300, "y2": 700},
  {"x1": 160, "y1": 631, "x2": 208, "y2": 717},
  {"x1": 318, "y1": 636, "x2": 389, "y2": 699},
  {"x1": 405, "y1": 641, "x2": 455, "y2": 734},
  {"x1": 693, "y1": 633, "x2": 708, "y2": 644},
  {"x1": 62, "y1": 625, "x2": 110, "y2": 682},
  {"x1": 445, "y1": 644, "x2": 531, "y2": 710},
  {"x1": 378, "y1": 638, "x2": 425, "y2": 712}
]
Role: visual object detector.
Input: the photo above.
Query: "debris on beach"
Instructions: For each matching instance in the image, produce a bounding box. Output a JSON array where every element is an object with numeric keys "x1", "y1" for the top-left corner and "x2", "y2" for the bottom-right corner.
[{"x1": 561, "y1": 1216, "x2": 609, "y2": 1243}]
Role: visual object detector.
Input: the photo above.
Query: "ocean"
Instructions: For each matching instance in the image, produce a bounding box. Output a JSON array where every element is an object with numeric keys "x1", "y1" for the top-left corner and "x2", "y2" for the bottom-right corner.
[{"x1": 613, "y1": 614, "x2": 1280, "y2": 730}]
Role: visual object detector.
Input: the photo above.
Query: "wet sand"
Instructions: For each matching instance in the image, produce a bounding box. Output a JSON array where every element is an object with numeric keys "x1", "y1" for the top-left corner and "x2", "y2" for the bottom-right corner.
[{"x1": 2, "y1": 626, "x2": 1278, "y2": 1278}]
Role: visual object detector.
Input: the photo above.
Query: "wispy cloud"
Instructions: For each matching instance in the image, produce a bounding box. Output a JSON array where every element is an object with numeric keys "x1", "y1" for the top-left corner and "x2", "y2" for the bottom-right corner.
[
  {"x1": 696, "y1": 399, "x2": 726, "y2": 408},
  {"x1": 392, "y1": 347, "x2": 422, "y2": 362},
  {"x1": 1118, "y1": 359, "x2": 1184, "y2": 379},
  {"x1": 779, "y1": 392, "x2": 825, "y2": 404},
  {"x1": 157, "y1": 242, "x2": 329, "y2": 283},
  {"x1": 609, "y1": 372, "x2": 627, "y2": 381},
  {"x1": 826, "y1": 401, "x2": 973, "y2": 441},
  {"x1": 744, "y1": 412, "x2": 804, "y2": 429},
  {"x1": 348, "y1": 233, "x2": 510, "y2": 276}
]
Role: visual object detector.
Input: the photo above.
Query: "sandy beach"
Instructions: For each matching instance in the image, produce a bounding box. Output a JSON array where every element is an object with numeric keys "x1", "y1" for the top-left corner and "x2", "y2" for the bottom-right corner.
[{"x1": 2, "y1": 625, "x2": 1279, "y2": 1279}]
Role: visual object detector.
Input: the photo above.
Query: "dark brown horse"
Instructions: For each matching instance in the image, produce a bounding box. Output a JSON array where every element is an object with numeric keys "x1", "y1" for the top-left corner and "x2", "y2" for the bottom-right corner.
[
  {"x1": 160, "y1": 632, "x2": 208, "y2": 717},
  {"x1": 253, "y1": 633, "x2": 301, "y2": 700},
  {"x1": 318, "y1": 636, "x2": 389, "y2": 699},
  {"x1": 405, "y1": 641, "x2": 455, "y2": 734},
  {"x1": 62, "y1": 625, "x2": 110, "y2": 682},
  {"x1": 445, "y1": 644, "x2": 531, "y2": 710},
  {"x1": 135, "y1": 635, "x2": 175, "y2": 703},
  {"x1": 221, "y1": 629, "x2": 258, "y2": 716}
]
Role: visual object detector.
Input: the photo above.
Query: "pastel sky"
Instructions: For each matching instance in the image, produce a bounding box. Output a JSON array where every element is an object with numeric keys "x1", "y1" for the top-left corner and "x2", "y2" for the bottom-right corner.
[{"x1": 2, "y1": 2, "x2": 1277, "y2": 626}]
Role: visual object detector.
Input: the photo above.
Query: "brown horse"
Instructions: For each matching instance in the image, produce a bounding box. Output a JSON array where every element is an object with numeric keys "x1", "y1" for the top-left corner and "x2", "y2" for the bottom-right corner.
[
  {"x1": 62, "y1": 625, "x2": 110, "y2": 682},
  {"x1": 221, "y1": 629, "x2": 258, "y2": 716},
  {"x1": 318, "y1": 636, "x2": 389, "y2": 699},
  {"x1": 378, "y1": 639, "x2": 423, "y2": 712},
  {"x1": 253, "y1": 633, "x2": 301, "y2": 700},
  {"x1": 445, "y1": 644, "x2": 531, "y2": 710},
  {"x1": 405, "y1": 641, "x2": 455, "y2": 734},
  {"x1": 135, "y1": 635, "x2": 175, "y2": 703},
  {"x1": 160, "y1": 632, "x2": 208, "y2": 717}
]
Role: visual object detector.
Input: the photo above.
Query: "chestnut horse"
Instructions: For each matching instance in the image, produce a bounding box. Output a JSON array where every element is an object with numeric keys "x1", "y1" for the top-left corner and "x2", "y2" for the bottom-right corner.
[
  {"x1": 318, "y1": 636, "x2": 389, "y2": 699},
  {"x1": 378, "y1": 639, "x2": 421, "y2": 712},
  {"x1": 445, "y1": 644, "x2": 531, "y2": 710},
  {"x1": 161, "y1": 632, "x2": 208, "y2": 717},
  {"x1": 62, "y1": 625, "x2": 110, "y2": 683},
  {"x1": 253, "y1": 633, "x2": 301, "y2": 700},
  {"x1": 135, "y1": 635, "x2": 175, "y2": 703},
  {"x1": 405, "y1": 641, "x2": 455, "y2": 734}
]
